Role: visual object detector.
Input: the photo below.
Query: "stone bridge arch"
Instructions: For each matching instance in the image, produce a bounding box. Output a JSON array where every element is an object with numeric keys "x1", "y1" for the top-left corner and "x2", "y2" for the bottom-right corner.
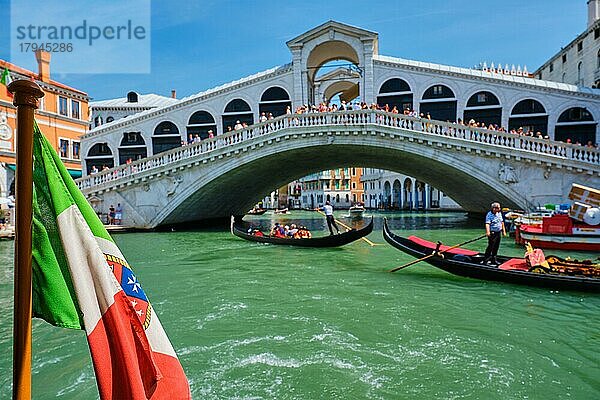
[
  {"x1": 79, "y1": 111, "x2": 599, "y2": 228},
  {"x1": 149, "y1": 138, "x2": 530, "y2": 227}
]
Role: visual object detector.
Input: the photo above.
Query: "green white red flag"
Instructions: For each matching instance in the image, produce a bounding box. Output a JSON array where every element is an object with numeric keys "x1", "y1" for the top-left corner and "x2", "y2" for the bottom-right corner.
[{"x1": 31, "y1": 123, "x2": 190, "y2": 399}]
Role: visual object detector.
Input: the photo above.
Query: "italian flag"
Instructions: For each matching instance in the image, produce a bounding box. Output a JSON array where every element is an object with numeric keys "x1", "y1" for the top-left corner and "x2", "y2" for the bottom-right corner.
[
  {"x1": 31, "y1": 123, "x2": 190, "y2": 399},
  {"x1": 0, "y1": 67, "x2": 13, "y2": 97}
]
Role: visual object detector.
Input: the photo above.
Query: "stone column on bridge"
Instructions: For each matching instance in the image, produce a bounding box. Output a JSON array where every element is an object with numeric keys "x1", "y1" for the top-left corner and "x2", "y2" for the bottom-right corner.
[
  {"x1": 291, "y1": 46, "x2": 304, "y2": 107},
  {"x1": 455, "y1": 97, "x2": 467, "y2": 125},
  {"x1": 362, "y1": 41, "x2": 375, "y2": 104},
  {"x1": 501, "y1": 111, "x2": 510, "y2": 134}
]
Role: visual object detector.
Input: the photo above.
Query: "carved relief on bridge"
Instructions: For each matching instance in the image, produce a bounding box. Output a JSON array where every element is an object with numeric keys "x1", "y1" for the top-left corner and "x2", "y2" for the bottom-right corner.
[
  {"x1": 166, "y1": 176, "x2": 184, "y2": 196},
  {"x1": 498, "y1": 163, "x2": 518, "y2": 184}
]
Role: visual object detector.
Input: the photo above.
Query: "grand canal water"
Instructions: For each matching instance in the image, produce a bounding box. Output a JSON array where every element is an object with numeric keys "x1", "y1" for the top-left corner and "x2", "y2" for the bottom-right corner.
[{"x1": 1, "y1": 211, "x2": 599, "y2": 399}]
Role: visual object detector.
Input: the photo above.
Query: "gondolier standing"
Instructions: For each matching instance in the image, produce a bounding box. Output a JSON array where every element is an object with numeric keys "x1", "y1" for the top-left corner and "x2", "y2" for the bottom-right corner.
[
  {"x1": 322, "y1": 200, "x2": 340, "y2": 235},
  {"x1": 483, "y1": 202, "x2": 506, "y2": 265}
]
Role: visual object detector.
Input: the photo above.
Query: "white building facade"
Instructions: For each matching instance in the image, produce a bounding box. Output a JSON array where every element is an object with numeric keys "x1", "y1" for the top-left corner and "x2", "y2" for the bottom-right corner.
[
  {"x1": 535, "y1": 0, "x2": 600, "y2": 89},
  {"x1": 361, "y1": 169, "x2": 461, "y2": 211},
  {"x1": 82, "y1": 19, "x2": 600, "y2": 177},
  {"x1": 298, "y1": 169, "x2": 354, "y2": 210}
]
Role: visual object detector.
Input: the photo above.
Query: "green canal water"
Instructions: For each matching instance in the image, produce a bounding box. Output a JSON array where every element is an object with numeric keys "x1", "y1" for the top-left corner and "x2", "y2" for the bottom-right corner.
[{"x1": 1, "y1": 211, "x2": 599, "y2": 399}]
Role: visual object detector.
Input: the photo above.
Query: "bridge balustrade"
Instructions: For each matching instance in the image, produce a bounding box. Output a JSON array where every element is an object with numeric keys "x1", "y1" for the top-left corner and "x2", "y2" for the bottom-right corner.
[{"x1": 77, "y1": 109, "x2": 599, "y2": 191}]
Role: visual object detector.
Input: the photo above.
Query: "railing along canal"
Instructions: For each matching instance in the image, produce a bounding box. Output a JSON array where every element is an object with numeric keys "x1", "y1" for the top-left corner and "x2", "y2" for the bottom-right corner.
[{"x1": 76, "y1": 110, "x2": 600, "y2": 191}]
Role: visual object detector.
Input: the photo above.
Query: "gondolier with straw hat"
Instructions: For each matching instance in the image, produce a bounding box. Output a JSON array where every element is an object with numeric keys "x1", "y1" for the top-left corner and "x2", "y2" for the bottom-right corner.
[{"x1": 483, "y1": 201, "x2": 507, "y2": 265}]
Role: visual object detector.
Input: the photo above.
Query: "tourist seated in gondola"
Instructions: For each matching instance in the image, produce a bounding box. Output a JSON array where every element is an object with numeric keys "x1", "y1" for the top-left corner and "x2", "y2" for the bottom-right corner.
[
  {"x1": 296, "y1": 226, "x2": 312, "y2": 239},
  {"x1": 270, "y1": 222, "x2": 287, "y2": 238},
  {"x1": 287, "y1": 224, "x2": 299, "y2": 238},
  {"x1": 247, "y1": 227, "x2": 265, "y2": 237}
]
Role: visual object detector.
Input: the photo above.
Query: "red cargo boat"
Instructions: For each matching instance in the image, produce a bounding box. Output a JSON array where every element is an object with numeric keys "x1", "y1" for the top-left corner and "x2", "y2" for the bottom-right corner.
[{"x1": 515, "y1": 213, "x2": 600, "y2": 252}]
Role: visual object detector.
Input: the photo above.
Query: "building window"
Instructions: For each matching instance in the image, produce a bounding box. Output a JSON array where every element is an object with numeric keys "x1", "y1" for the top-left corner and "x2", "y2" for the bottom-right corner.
[
  {"x1": 127, "y1": 91, "x2": 138, "y2": 103},
  {"x1": 433, "y1": 85, "x2": 443, "y2": 95},
  {"x1": 71, "y1": 100, "x2": 80, "y2": 119},
  {"x1": 577, "y1": 41, "x2": 583, "y2": 52},
  {"x1": 352, "y1": 182, "x2": 356, "y2": 189},
  {"x1": 72, "y1": 141, "x2": 80, "y2": 159},
  {"x1": 106, "y1": 116, "x2": 114, "y2": 123},
  {"x1": 597, "y1": 49, "x2": 600, "y2": 68},
  {"x1": 562, "y1": 54, "x2": 567, "y2": 64},
  {"x1": 577, "y1": 62, "x2": 583, "y2": 85},
  {"x1": 595, "y1": 27, "x2": 600, "y2": 39},
  {"x1": 477, "y1": 93, "x2": 487, "y2": 103},
  {"x1": 126, "y1": 132, "x2": 139, "y2": 143},
  {"x1": 549, "y1": 63, "x2": 553, "y2": 73},
  {"x1": 58, "y1": 96, "x2": 68, "y2": 116},
  {"x1": 59, "y1": 139, "x2": 69, "y2": 158}
]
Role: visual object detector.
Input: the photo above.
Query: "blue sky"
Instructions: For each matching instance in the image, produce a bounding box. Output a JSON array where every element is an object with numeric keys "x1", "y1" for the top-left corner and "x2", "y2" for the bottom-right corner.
[{"x1": 0, "y1": 0, "x2": 587, "y2": 101}]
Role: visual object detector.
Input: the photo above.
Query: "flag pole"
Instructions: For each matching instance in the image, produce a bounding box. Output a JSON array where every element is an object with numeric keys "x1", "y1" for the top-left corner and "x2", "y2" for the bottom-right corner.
[{"x1": 9, "y1": 79, "x2": 44, "y2": 400}]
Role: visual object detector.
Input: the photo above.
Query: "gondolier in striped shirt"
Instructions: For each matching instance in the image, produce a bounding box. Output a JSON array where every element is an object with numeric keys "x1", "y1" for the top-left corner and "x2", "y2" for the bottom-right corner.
[{"x1": 483, "y1": 202, "x2": 507, "y2": 265}]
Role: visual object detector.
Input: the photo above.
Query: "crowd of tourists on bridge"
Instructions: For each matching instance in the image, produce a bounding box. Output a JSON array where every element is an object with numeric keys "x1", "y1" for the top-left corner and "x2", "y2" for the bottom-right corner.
[
  {"x1": 289, "y1": 101, "x2": 597, "y2": 148},
  {"x1": 167, "y1": 99, "x2": 597, "y2": 150},
  {"x1": 458, "y1": 118, "x2": 597, "y2": 148},
  {"x1": 82, "y1": 100, "x2": 596, "y2": 187}
]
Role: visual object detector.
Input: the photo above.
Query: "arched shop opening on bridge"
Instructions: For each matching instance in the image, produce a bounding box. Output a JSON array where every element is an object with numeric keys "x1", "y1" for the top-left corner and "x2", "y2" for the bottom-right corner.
[
  {"x1": 259, "y1": 87, "x2": 292, "y2": 117},
  {"x1": 307, "y1": 40, "x2": 361, "y2": 105},
  {"x1": 377, "y1": 78, "x2": 413, "y2": 111},
  {"x1": 85, "y1": 143, "x2": 114, "y2": 173},
  {"x1": 314, "y1": 60, "x2": 361, "y2": 105},
  {"x1": 222, "y1": 99, "x2": 253, "y2": 132},
  {"x1": 463, "y1": 91, "x2": 502, "y2": 127},
  {"x1": 420, "y1": 84, "x2": 457, "y2": 122},
  {"x1": 187, "y1": 110, "x2": 217, "y2": 141},
  {"x1": 555, "y1": 107, "x2": 597, "y2": 144},
  {"x1": 152, "y1": 121, "x2": 180, "y2": 155},
  {"x1": 118, "y1": 132, "x2": 147, "y2": 165},
  {"x1": 508, "y1": 99, "x2": 548, "y2": 134}
]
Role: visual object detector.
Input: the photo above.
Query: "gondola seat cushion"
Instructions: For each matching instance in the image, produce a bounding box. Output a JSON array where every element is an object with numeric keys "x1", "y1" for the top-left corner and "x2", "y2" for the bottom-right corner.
[{"x1": 407, "y1": 236, "x2": 479, "y2": 256}]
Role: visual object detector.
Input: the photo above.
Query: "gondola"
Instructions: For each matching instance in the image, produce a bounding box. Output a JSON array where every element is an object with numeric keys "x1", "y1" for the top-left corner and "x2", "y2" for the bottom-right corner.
[
  {"x1": 231, "y1": 216, "x2": 374, "y2": 247},
  {"x1": 383, "y1": 218, "x2": 600, "y2": 292},
  {"x1": 246, "y1": 208, "x2": 267, "y2": 215}
]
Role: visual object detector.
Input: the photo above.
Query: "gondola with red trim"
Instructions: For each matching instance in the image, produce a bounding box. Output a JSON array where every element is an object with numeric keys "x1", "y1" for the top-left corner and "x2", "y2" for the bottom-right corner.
[{"x1": 383, "y1": 218, "x2": 600, "y2": 292}]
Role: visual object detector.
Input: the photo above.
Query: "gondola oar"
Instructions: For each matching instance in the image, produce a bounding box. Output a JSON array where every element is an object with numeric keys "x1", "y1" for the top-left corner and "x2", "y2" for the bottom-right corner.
[
  {"x1": 315, "y1": 209, "x2": 378, "y2": 246},
  {"x1": 388, "y1": 234, "x2": 487, "y2": 272}
]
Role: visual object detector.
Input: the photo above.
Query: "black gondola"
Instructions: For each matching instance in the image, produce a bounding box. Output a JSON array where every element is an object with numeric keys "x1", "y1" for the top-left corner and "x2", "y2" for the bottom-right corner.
[
  {"x1": 247, "y1": 208, "x2": 267, "y2": 215},
  {"x1": 383, "y1": 218, "x2": 600, "y2": 292},
  {"x1": 232, "y1": 216, "x2": 374, "y2": 247}
]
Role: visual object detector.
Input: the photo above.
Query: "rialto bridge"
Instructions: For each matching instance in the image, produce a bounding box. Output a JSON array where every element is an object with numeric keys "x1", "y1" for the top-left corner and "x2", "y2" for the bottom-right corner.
[
  {"x1": 77, "y1": 110, "x2": 599, "y2": 229},
  {"x1": 79, "y1": 21, "x2": 600, "y2": 227}
]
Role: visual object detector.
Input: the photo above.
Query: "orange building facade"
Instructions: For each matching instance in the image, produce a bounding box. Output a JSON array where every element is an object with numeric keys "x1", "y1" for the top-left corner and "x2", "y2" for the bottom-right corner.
[
  {"x1": 0, "y1": 50, "x2": 89, "y2": 197},
  {"x1": 349, "y1": 167, "x2": 364, "y2": 205}
]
